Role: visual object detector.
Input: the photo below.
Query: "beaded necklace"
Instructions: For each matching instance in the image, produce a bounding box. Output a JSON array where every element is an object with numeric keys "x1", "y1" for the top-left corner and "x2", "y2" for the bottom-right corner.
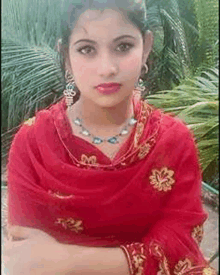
[{"x1": 73, "y1": 116, "x2": 137, "y2": 145}]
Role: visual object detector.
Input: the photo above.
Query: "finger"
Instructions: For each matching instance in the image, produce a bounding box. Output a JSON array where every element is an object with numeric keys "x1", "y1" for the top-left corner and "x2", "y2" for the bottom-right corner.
[
  {"x1": 7, "y1": 225, "x2": 40, "y2": 239},
  {"x1": 8, "y1": 225, "x2": 57, "y2": 243}
]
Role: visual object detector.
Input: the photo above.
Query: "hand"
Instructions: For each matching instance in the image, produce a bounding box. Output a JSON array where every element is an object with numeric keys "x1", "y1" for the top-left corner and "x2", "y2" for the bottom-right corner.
[{"x1": 3, "y1": 225, "x2": 69, "y2": 275}]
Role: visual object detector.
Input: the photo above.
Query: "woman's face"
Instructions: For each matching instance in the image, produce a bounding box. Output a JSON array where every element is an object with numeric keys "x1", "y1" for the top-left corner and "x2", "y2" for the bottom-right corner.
[{"x1": 67, "y1": 8, "x2": 153, "y2": 108}]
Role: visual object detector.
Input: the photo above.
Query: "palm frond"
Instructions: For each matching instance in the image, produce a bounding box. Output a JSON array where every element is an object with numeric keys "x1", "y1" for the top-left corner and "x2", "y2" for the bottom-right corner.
[
  {"x1": 193, "y1": 0, "x2": 219, "y2": 67},
  {"x1": 2, "y1": 39, "x2": 64, "y2": 129},
  {"x1": 147, "y1": 68, "x2": 219, "y2": 180}
]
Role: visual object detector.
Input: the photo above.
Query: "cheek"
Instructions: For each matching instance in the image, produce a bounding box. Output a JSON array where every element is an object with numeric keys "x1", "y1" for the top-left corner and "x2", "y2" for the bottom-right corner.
[
  {"x1": 119, "y1": 52, "x2": 142, "y2": 76},
  {"x1": 70, "y1": 57, "x2": 95, "y2": 79}
]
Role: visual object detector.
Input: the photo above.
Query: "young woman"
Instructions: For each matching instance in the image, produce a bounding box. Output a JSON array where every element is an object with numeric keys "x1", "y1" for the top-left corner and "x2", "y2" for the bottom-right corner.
[{"x1": 4, "y1": 0, "x2": 217, "y2": 274}]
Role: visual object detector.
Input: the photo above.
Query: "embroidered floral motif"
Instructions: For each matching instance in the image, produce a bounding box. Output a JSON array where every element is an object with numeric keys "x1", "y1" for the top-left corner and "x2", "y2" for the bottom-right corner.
[
  {"x1": 134, "y1": 122, "x2": 144, "y2": 148},
  {"x1": 149, "y1": 242, "x2": 171, "y2": 275},
  {"x1": 80, "y1": 154, "x2": 97, "y2": 165},
  {"x1": 134, "y1": 100, "x2": 152, "y2": 149},
  {"x1": 191, "y1": 225, "x2": 204, "y2": 245},
  {"x1": 157, "y1": 258, "x2": 170, "y2": 275},
  {"x1": 55, "y1": 218, "x2": 83, "y2": 233},
  {"x1": 149, "y1": 242, "x2": 163, "y2": 258},
  {"x1": 149, "y1": 243, "x2": 217, "y2": 275},
  {"x1": 120, "y1": 243, "x2": 146, "y2": 275},
  {"x1": 48, "y1": 190, "x2": 74, "y2": 199},
  {"x1": 173, "y1": 259, "x2": 192, "y2": 275},
  {"x1": 149, "y1": 167, "x2": 175, "y2": 192},
  {"x1": 138, "y1": 142, "x2": 151, "y2": 159},
  {"x1": 202, "y1": 267, "x2": 217, "y2": 275},
  {"x1": 23, "y1": 117, "x2": 35, "y2": 126},
  {"x1": 141, "y1": 100, "x2": 151, "y2": 116}
]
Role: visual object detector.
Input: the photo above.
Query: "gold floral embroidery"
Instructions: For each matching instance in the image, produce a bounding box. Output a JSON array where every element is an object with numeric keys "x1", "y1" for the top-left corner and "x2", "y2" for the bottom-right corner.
[
  {"x1": 149, "y1": 242, "x2": 171, "y2": 275},
  {"x1": 203, "y1": 267, "x2": 217, "y2": 275},
  {"x1": 121, "y1": 243, "x2": 146, "y2": 275},
  {"x1": 48, "y1": 190, "x2": 73, "y2": 199},
  {"x1": 138, "y1": 142, "x2": 151, "y2": 159},
  {"x1": 149, "y1": 167, "x2": 175, "y2": 192},
  {"x1": 141, "y1": 100, "x2": 150, "y2": 114},
  {"x1": 150, "y1": 242, "x2": 163, "y2": 258},
  {"x1": 192, "y1": 225, "x2": 204, "y2": 245},
  {"x1": 23, "y1": 117, "x2": 35, "y2": 126},
  {"x1": 80, "y1": 154, "x2": 97, "y2": 165},
  {"x1": 157, "y1": 257, "x2": 170, "y2": 275},
  {"x1": 133, "y1": 100, "x2": 152, "y2": 149},
  {"x1": 55, "y1": 218, "x2": 83, "y2": 233},
  {"x1": 133, "y1": 245, "x2": 146, "y2": 275},
  {"x1": 174, "y1": 258, "x2": 192, "y2": 275},
  {"x1": 134, "y1": 122, "x2": 144, "y2": 148}
]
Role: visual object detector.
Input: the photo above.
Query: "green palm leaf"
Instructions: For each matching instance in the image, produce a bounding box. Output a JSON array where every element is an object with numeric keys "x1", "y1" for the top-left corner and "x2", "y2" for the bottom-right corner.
[
  {"x1": 147, "y1": 68, "x2": 219, "y2": 185},
  {"x1": 2, "y1": 40, "x2": 64, "y2": 128}
]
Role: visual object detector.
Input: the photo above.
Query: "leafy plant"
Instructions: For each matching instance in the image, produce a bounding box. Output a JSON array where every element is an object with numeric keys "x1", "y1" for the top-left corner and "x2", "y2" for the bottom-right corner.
[
  {"x1": 1, "y1": 0, "x2": 69, "y2": 161},
  {"x1": 147, "y1": 68, "x2": 219, "y2": 188},
  {"x1": 193, "y1": 0, "x2": 219, "y2": 68},
  {"x1": 145, "y1": 0, "x2": 219, "y2": 93},
  {"x1": 145, "y1": 0, "x2": 190, "y2": 92}
]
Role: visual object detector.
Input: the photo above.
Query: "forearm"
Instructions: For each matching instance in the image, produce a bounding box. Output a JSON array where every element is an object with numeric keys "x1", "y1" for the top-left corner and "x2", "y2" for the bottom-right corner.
[
  {"x1": 61, "y1": 244, "x2": 130, "y2": 275},
  {"x1": 5, "y1": 225, "x2": 130, "y2": 275}
]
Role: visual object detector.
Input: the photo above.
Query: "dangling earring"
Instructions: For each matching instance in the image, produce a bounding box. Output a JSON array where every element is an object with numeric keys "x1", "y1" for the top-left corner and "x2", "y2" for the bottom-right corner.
[
  {"x1": 63, "y1": 70, "x2": 76, "y2": 107},
  {"x1": 135, "y1": 64, "x2": 148, "y2": 92}
]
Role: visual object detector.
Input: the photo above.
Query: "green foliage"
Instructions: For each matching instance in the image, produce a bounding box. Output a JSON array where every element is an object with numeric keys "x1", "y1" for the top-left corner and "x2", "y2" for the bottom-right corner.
[
  {"x1": 147, "y1": 68, "x2": 219, "y2": 188},
  {"x1": 145, "y1": 0, "x2": 219, "y2": 93},
  {"x1": 2, "y1": 0, "x2": 67, "y2": 132},
  {"x1": 193, "y1": 0, "x2": 219, "y2": 68},
  {"x1": 146, "y1": 0, "x2": 190, "y2": 92},
  {"x1": 2, "y1": 40, "x2": 63, "y2": 128}
]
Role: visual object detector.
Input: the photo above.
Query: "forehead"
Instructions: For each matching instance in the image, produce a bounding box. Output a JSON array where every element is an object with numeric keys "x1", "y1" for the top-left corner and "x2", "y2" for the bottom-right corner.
[{"x1": 71, "y1": 9, "x2": 141, "y2": 41}]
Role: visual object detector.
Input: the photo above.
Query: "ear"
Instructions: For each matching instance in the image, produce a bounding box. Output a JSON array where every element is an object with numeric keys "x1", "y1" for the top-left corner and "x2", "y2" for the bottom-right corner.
[
  {"x1": 64, "y1": 51, "x2": 72, "y2": 74},
  {"x1": 65, "y1": 58, "x2": 72, "y2": 74},
  {"x1": 61, "y1": 44, "x2": 73, "y2": 75},
  {"x1": 142, "y1": 30, "x2": 154, "y2": 65}
]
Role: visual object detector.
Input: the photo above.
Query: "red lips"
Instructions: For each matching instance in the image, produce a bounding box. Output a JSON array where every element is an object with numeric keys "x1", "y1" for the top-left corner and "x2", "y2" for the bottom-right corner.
[
  {"x1": 95, "y1": 83, "x2": 122, "y2": 95},
  {"x1": 96, "y1": 83, "x2": 121, "y2": 88}
]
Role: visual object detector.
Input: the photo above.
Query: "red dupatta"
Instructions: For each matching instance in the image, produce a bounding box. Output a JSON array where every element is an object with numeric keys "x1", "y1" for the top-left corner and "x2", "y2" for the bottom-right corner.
[{"x1": 7, "y1": 90, "x2": 215, "y2": 274}]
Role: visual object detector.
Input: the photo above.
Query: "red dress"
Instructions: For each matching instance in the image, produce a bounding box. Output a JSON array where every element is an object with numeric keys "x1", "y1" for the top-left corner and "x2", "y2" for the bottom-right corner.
[{"x1": 7, "y1": 90, "x2": 216, "y2": 274}]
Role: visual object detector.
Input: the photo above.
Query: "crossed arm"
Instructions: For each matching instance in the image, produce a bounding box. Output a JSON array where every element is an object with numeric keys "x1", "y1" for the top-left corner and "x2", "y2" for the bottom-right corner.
[{"x1": 3, "y1": 225, "x2": 130, "y2": 275}]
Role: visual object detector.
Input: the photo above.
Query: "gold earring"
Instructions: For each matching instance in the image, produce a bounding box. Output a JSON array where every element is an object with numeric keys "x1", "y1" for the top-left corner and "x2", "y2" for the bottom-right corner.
[
  {"x1": 135, "y1": 64, "x2": 148, "y2": 92},
  {"x1": 63, "y1": 70, "x2": 76, "y2": 107},
  {"x1": 141, "y1": 64, "x2": 148, "y2": 76}
]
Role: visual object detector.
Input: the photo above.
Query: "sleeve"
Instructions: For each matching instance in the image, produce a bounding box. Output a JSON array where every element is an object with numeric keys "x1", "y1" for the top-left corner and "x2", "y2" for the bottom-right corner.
[
  {"x1": 120, "y1": 123, "x2": 217, "y2": 275},
  {"x1": 7, "y1": 118, "x2": 46, "y2": 230}
]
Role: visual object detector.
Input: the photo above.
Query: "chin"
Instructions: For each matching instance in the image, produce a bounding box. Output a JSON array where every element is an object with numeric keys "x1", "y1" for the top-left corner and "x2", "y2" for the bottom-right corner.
[
  {"x1": 94, "y1": 95, "x2": 129, "y2": 108},
  {"x1": 95, "y1": 100, "x2": 121, "y2": 108}
]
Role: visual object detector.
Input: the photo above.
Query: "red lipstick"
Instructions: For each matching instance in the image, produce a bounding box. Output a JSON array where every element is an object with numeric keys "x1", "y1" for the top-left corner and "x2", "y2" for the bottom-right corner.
[{"x1": 96, "y1": 83, "x2": 121, "y2": 95}]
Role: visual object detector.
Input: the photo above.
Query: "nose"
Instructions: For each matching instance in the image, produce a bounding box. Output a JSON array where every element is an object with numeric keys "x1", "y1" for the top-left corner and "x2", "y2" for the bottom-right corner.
[{"x1": 97, "y1": 52, "x2": 118, "y2": 78}]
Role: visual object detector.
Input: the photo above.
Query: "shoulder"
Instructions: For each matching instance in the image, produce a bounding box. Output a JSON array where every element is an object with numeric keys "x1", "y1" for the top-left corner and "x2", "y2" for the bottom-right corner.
[
  {"x1": 160, "y1": 110, "x2": 194, "y2": 140},
  {"x1": 10, "y1": 100, "x2": 64, "y2": 154},
  {"x1": 20, "y1": 99, "x2": 64, "y2": 132},
  {"x1": 148, "y1": 108, "x2": 201, "y2": 170},
  {"x1": 148, "y1": 105, "x2": 196, "y2": 149}
]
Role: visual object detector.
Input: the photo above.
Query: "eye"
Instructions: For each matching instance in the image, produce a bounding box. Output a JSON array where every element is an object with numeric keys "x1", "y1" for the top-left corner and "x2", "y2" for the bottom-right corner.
[
  {"x1": 116, "y1": 43, "x2": 134, "y2": 53},
  {"x1": 77, "y1": 46, "x2": 95, "y2": 55}
]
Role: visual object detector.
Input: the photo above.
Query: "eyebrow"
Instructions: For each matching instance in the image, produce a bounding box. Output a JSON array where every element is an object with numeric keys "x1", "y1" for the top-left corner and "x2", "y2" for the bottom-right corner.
[{"x1": 73, "y1": 35, "x2": 136, "y2": 45}]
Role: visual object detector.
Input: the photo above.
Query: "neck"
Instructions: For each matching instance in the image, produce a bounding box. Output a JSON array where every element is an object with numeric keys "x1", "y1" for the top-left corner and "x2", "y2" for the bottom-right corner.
[{"x1": 68, "y1": 95, "x2": 134, "y2": 130}]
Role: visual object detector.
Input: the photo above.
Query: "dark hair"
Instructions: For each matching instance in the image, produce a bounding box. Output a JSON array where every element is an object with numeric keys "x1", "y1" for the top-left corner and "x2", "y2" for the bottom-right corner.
[{"x1": 59, "y1": 0, "x2": 148, "y2": 101}]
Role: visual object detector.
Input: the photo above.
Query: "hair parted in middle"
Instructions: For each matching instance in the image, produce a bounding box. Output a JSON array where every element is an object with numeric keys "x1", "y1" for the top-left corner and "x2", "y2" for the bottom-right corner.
[
  {"x1": 59, "y1": 0, "x2": 149, "y2": 72},
  {"x1": 57, "y1": 0, "x2": 149, "y2": 104}
]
